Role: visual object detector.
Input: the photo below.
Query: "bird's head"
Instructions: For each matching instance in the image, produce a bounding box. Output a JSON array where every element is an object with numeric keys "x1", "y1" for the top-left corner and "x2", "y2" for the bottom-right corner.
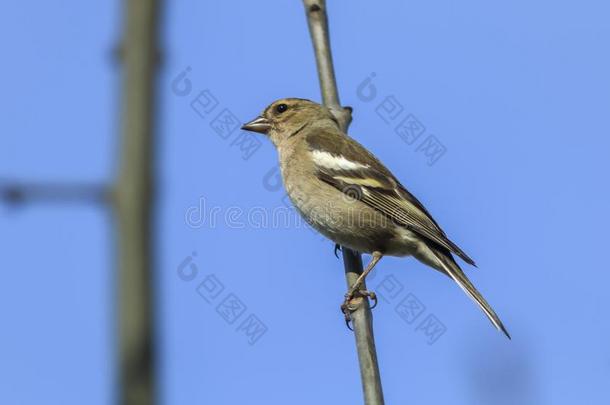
[{"x1": 242, "y1": 98, "x2": 339, "y2": 146}]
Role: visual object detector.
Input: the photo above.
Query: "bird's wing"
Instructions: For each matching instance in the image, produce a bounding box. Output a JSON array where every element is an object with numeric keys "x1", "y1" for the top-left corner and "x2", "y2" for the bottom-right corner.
[{"x1": 306, "y1": 131, "x2": 475, "y2": 265}]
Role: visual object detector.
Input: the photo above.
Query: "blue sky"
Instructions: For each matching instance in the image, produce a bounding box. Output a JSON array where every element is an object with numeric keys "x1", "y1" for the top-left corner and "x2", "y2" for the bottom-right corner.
[{"x1": 1, "y1": 1, "x2": 610, "y2": 404}]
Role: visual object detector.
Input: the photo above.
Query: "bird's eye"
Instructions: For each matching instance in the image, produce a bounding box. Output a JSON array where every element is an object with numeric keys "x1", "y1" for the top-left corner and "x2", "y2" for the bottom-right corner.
[{"x1": 275, "y1": 103, "x2": 288, "y2": 114}]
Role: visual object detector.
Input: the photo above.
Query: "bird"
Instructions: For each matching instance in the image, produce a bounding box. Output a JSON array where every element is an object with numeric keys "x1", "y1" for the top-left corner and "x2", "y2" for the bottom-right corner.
[{"x1": 241, "y1": 98, "x2": 510, "y2": 339}]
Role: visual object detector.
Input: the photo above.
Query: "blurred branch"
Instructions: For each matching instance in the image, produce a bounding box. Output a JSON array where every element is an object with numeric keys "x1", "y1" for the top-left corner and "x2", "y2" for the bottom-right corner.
[
  {"x1": 115, "y1": 0, "x2": 160, "y2": 404},
  {"x1": 301, "y1": 1, "x2": 385, "y2": 404},
  {"x1": 1, "y1": 2, "x2": 161, "y2": 405},
  {"x1": 0, "y1": 181, "x2": 109, "y2": 206}
]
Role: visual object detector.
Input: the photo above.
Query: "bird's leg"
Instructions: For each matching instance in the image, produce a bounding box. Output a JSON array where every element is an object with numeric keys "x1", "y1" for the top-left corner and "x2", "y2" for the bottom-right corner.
[
  {"x1": 345, "y1": 251, "x2": 383, "y2": 299},
  {"x1": 341, "y1": 251, "x2": 383, "y2": 322}
]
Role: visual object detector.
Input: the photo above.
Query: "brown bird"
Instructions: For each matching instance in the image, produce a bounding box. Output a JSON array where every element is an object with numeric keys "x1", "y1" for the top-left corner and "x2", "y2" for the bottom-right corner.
[{"x1": 242, "y1": 98, "x2": 510, "y2": 338}]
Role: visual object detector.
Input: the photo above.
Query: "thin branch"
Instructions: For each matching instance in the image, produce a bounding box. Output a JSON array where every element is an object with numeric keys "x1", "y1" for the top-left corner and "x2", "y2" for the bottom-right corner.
[
  {"x1": 302, "y1": 0, "x2": 352, "y2": 131},
  {"x1": 302, "y1": 1, "x2": 385, "y2": 404}
]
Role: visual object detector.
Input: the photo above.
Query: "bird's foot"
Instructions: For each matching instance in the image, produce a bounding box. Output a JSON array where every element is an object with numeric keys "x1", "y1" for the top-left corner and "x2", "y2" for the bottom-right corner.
[
  {"x1": 334, "y1": 244, "x2": 342, "y2": 258},
  {"x1": 340, "y1": 289, "x2": 378, "y2": 330},
  {"x1": 362, "y1": 290, "x2": 378, "y2": 309},
  {"x1": 340, "y1": 301, "x2": 353, "y2": 330}
]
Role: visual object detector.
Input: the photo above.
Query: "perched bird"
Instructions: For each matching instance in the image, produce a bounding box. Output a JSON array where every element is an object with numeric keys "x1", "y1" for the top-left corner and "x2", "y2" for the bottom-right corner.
[{"x1": 242, "y1": 98, "x2": 510, "y2": 338}]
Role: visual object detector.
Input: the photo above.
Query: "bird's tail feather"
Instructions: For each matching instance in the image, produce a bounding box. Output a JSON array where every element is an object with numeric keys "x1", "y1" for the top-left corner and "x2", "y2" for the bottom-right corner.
[{"x1": 430, "y1": 249, "x2": 511, "y2": 339}]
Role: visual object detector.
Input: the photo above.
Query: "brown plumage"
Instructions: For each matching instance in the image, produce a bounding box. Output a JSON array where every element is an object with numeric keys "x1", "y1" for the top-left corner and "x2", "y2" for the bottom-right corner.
[{"x1": 242, "y1": 98, "x2": 510, "y2": 338}]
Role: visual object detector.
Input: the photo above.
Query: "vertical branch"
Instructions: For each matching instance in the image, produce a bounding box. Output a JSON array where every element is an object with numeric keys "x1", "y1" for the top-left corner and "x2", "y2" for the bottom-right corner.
[
  {"x1": 115, "y1": 0, "x2": 159, "y2": 404},
  {"x1": 301, "y1": 0, "x2": 351, "y2": 130},
  {"x1": 302, "y1": 1, "x2": 385, "y2": 404}
]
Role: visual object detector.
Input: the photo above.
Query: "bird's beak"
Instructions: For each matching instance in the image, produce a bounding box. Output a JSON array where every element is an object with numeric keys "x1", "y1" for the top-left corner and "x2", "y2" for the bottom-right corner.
[{"x1": 241, "y1": 116, "x2": 271, "y2": 134}]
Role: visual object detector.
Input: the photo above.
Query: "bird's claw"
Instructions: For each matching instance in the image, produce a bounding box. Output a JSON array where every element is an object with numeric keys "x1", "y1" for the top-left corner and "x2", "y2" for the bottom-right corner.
[
  {"x1": 365, "y1": 290, "x2": 378, "y2": 309},
  {"x1": 353, "y1": 289, "x2": 377, "y2": 309},
  {"x1": 334, "y1": 244, "x2": 342, "y2": 258},
  {"x1": 340, "y1": 289, "x2": 378, "y2": 330},
  {"x1": 341, "y1": 290, "x2": 358, "y2": 330},
  {"x1": 340, "y1": 303, "x2": 354, "y2": 331}
]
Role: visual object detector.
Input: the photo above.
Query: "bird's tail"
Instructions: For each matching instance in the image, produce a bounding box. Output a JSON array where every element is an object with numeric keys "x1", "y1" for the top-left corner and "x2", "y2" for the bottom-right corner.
[{"x1": 430, "y1": 248, "x2": 511, "y2": 339}]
